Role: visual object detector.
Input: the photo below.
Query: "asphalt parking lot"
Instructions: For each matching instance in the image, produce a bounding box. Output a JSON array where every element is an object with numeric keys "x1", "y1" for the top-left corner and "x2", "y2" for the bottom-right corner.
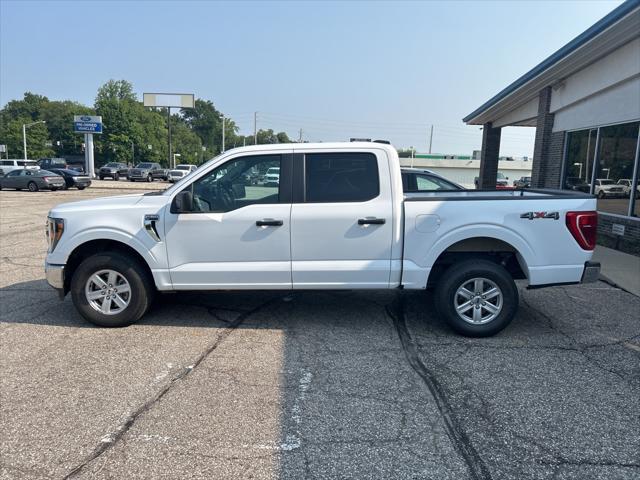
[{"x1": 1, "y1": 186, "x2": 639, "y2": 480}]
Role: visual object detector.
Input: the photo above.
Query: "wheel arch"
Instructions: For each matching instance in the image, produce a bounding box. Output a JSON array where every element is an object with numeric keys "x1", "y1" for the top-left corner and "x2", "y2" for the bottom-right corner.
[
  {"x1": 63, "y1": 239, "x2": 155, "y2": 295},
  {"x1": 424, "y1": 231, "x2": 532, "y2": 288}
]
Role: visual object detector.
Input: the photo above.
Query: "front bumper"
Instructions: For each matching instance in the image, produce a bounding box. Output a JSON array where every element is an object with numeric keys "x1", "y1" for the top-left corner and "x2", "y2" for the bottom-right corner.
[
  {"x1": 581, "y1": 261, "x2": 600, "y2": 283},
  {"x1": 45, "y1": 263, "x2": 65, "y2": 298}
]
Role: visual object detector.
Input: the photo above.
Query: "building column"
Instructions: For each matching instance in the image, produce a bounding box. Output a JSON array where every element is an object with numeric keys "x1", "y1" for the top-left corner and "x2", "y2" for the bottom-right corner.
[
  {"x1": 531, "y1": 86, "x2": 556, "y2": 188},
  {"x1": 478, "y1": 122, "x2": 501, "y2": 189}
]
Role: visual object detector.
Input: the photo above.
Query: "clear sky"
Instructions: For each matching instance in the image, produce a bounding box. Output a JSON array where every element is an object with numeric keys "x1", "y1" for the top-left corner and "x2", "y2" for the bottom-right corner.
[{"x1": 0, "y1": 0, "x2": 624, "y2": 156}]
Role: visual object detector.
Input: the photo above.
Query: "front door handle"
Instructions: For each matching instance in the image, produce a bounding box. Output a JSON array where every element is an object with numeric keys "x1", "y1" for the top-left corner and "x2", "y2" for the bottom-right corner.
[
  {"x1": 256, "y1": 219, "x2": 283, "y2": 227},
  {"x1": 358, "y1": 218, "x2": 386, "y2": 225}
]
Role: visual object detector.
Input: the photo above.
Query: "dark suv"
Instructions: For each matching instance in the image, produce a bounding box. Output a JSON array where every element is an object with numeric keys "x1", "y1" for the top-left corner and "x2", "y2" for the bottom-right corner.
[
  {"x1": 128, "y1": 162, "x2": 168, "y2": 182},
  {"x1": 38, "y1": 158, "x2": 67, "y2": 170},
  {"x1": 99, "y1": 162, "x2": 129, "y2": 181}
]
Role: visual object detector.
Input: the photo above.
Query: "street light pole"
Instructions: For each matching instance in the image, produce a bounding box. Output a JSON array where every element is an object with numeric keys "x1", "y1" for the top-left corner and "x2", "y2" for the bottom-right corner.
[
  {"x1": 22, "y1": 120, "x2": 46, "y2": 161},
  {"x1": 222, "y1": 115, "x2": 226, "y2": 153},
  {"x1": 173, "y1": 153, "x2": 181, "y2": 169}
]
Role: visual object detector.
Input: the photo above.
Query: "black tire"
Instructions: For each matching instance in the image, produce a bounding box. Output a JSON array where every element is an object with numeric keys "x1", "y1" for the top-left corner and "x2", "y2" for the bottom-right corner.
[
  {"x1": 147, "y1": 174, "x2": 152, "y2": 182},
  {"x1": 99, "y1": 176, "x2": 104, "y2": 180},
  {"x1": 28, "y1": 181, "x2": 38, "y2": 192},
  {"x1": 434, "y1": 259, "x2": 518, "y2": 337},
  {"x1": 129, "y1": 178, "x2": 135, "y2": 182},
  {"x1": 50, "y1": 188, "x2": 58, "y2": 191},
  {"x1": 77, "y1": 186, "x2": 86, "y2": 190},
  {"x1": 70, "y1": 252, "x2": 154, "y2": 327},
  {"x1": 114, "y1": 173, "x2": 120, "y2": 181}
]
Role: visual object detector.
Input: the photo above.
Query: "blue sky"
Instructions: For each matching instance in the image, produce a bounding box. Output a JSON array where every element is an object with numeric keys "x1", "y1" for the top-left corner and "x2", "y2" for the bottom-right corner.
[{"x1": 0, "y1": 0, "x2": 623, "y2": 156}]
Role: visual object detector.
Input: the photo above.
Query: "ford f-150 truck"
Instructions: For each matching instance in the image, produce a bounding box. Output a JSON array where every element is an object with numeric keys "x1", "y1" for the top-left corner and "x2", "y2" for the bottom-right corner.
[{"x1": 44, "y1": 143, "x2": 600, "y2": 336}]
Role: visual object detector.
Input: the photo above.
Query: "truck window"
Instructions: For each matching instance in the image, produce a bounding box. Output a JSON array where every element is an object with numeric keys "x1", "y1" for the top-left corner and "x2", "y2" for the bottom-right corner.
[
  {"x1": 189, "y1": 155, "x2": 281, "y2": 213},
  {"x1": 304, "y1": 152, "x2": 379, "y2": 203}
]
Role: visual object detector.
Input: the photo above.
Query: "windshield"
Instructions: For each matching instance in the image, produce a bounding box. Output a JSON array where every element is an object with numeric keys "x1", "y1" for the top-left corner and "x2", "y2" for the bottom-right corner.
[
  {"x1": 17, "y1": 161, "x2": 37, "y2": 167},
  {"x1": 600, "y1": 180, "x2": 614, "y2": 185},
  {"x1": 267, "y1": 167, "x2": 280, "y2": 174},
  {"x1": 104, "y1": 163, "x2": 119, "y2": 168},
  {"x1": 136, "y1": 163, "x2": 153, "y2": 169},
  {"x1": 38, "y1": 170, "x2": 56, "y2": 175},
  {"x1": 176, "y1": 165, "x2": 190, "y2": 171}
]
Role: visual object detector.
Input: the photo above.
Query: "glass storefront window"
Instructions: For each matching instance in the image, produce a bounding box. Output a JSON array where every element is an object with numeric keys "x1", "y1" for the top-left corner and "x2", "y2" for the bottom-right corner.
[
  {"x1": 594, "y1": 121, "x2": 639, "y2": 216},
  {"x1": 563, "y1": 121, "x2": 640, "y2": 217},
  {"x1": 563, "y1": 129, "x2": 596, "y2": 193}
]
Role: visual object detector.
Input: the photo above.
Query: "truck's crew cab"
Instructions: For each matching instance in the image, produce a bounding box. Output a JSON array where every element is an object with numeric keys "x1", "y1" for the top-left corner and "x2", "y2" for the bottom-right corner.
[{"x1": 45, "y1": 143, "x2": 600, "y2": 336}]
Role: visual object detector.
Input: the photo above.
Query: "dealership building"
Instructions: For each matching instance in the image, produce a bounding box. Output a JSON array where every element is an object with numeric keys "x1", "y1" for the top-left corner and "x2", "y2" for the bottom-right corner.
[{"x1": 464, "y1": 0, "x2": 640, "y2": 254}]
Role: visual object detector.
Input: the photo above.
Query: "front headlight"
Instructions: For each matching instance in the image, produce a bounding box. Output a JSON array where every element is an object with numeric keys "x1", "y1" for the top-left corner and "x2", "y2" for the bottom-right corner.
[{"x1": 46, "y1": 217, "x2": 64, "y2": 253}]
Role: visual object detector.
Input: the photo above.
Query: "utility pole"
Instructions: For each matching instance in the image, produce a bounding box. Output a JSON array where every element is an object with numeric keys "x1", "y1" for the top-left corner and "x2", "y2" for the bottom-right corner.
[
  {"x1": 23, "y1": 124, "x2": 27, "y2": 160},
  {"x1": 22, "y1": 120, "x2": 45, "y2": 161},
  {"x1": 254, "y1": 111, "x2": 258, "y2": 145},
  {"x1": 222, "y1": 115, "x2": 226, "y2": 152},
  {"x1": 428, "y1": 125, "x2": 434, "y2": 154},
  {"x1": 298, "y1": 128, "x2": 303, "y2": 143},
  {"x1": 167, "y1": 108, "x2": 173, "y2": 168}
]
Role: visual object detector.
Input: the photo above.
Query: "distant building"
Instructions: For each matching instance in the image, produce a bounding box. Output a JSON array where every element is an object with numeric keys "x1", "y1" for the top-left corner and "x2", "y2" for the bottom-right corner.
[{"x1": 464, "y1": 0, "x2": 640, "y2": 253}]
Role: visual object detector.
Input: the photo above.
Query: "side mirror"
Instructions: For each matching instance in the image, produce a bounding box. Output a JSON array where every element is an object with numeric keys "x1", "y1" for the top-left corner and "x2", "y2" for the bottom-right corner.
[{"x1": 172, "y1": 190, "x2": 193, "y2": 213}]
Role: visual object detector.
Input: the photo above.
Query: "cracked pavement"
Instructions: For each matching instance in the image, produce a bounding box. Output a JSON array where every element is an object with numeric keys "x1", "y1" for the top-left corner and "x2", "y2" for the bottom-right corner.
[{"x1": 1, "y1": 188, "x2": 639, "y2": 479}]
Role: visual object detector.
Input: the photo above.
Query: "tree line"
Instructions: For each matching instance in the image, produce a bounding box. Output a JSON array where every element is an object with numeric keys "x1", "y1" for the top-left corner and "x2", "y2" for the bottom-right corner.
[{"x1": 0, "y1": 79, "x2": 291, "y2": 167}]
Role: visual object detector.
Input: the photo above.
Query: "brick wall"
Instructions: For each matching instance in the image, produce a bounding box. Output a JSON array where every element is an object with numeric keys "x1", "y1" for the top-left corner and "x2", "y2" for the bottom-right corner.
[
  {"x1": 531, "y1": 87, "x2": 555, "y2": 189},
  {"x1": 598, "y1": 214, "x2": 640, "y2": 256},
  {"x1": 478, "y1": 122, "x2": 501, "y2": 189}
]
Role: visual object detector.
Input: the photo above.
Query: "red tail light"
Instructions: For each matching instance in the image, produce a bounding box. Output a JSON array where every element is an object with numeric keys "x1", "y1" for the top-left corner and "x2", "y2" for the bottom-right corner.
[{"x1": 566, "y1": 211, "x2": 598, "y2": 250}]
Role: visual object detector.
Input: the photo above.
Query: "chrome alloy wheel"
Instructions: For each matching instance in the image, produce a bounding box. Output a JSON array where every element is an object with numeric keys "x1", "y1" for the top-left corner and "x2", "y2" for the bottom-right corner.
[
  {"x1": 85, "y1": 269, "x2": 131, "y2": 315},
  {"x1": 454, "y1": 277, "x2": 503, "y2": 325}
]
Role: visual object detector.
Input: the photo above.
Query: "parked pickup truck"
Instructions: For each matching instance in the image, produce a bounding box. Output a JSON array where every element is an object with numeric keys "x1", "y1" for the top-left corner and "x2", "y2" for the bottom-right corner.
[
  {"x1": 128, "y1": 162, "x2": 168, "y2": 182},
  {"x1": 44, "y1": 143, "x2": 600, "y2": 336}
]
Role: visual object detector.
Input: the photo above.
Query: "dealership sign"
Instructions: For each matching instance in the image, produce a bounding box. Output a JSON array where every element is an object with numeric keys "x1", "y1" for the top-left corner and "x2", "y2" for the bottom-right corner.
[{"x1": 73, "y1": 115, "x2": 103, "y2": 134}]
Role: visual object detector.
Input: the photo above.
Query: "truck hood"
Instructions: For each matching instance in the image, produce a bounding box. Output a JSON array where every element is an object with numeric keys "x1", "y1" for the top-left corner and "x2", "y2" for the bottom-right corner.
[{"x1": 50, "y1": 193, "x2": 145, "y2": 215}]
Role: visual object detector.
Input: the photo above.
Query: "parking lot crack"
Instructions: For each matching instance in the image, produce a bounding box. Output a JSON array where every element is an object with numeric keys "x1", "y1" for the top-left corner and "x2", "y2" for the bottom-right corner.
[
  {"x1": 61, "y1": 294, "x2": 284, "y2": 479},
  {"x1": 387, "y1": 294, "x2": 493, "y2": 480}
]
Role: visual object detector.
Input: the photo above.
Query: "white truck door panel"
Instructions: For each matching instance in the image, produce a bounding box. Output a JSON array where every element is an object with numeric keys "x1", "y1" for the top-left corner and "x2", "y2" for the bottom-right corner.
[
  {"x1": 291, "y1": 150, "x2": 393, "y2": 288},
  {"x1": 164, "y1": 152, "x2": 293, "y2": 289}
]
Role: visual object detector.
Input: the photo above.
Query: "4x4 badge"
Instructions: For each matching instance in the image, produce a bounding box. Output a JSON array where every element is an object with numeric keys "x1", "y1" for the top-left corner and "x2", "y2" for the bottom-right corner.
[{"x1": 520, "y1": 211, "x2": 559, "y2": 220}]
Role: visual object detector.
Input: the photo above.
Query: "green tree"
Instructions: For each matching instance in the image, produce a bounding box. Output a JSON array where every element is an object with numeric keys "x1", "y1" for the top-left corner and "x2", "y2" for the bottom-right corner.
[
  {"x1": 94, "y1": 80, "x2": 139, "y2": 164},
  {"x1": 0, "y1": 116, "x2": 53, "y2": 159}
]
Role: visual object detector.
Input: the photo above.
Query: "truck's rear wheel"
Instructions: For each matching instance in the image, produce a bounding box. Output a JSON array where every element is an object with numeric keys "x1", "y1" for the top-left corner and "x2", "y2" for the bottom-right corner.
[
  {"x1": 434, "y1": 259, "x2": 518, "y2": 337},
  {"x1": 70, "y1": 252, "x2": 153, "y2": 327}
]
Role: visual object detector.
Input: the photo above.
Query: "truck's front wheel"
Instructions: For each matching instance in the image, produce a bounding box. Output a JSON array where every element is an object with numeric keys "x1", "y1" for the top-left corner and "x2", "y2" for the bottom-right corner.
[
  {"x1": 70, "y1": 252, "x2": 153, "y2": 327},
  {"x1": 434, "y1": 259, "x2": 518, "y2": 337}
]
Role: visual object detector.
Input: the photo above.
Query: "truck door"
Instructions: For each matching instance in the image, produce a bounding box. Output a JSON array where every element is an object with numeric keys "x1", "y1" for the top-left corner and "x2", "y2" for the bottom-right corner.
[
  {"x1": 164, "y1": 151, "x2": 293, "y2": 289},
  {"x1": 290, "y1": 149, "x2": 393, "y2": 288}
]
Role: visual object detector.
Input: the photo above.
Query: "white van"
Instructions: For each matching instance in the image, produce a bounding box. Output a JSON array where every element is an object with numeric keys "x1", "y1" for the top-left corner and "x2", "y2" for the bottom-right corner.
[{"x1": 0, "y1": 159, "x2": 40, "y2": 176}]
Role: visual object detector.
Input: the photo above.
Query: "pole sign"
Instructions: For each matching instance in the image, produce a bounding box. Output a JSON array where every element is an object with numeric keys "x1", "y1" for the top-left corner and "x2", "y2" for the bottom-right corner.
[{"x1": 73, "y1": 115, "x2": 103, "y2": 134}]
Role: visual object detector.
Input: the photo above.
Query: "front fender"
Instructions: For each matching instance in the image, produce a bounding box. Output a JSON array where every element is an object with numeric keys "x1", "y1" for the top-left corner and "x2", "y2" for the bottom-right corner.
[{"x1": 47, "y1": 227, "x2": 163, "y2": 270}]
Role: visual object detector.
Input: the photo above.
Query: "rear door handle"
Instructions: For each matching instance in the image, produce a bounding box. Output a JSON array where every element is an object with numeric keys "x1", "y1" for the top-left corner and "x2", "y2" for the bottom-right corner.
[
  {"x1": 256, "y1": 219, "x2": 283, "y2": 227},
  {"x1": 358, "y1": 218, "x2": 386, "y2": 225}
]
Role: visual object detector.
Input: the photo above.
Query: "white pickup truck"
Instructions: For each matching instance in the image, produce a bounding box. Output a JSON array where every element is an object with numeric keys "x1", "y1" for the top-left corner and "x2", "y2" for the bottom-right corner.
[{"x1": 45, "y1": 143, "x2": 600, "y2": 336}]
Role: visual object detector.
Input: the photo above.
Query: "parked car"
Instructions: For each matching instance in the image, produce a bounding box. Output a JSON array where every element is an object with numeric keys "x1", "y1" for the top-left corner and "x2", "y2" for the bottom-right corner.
[
  {"x1": 99, "y1": 162, "x2": 129, "y2": 181},
  {"x1": 48, "y1": 168, "x2": 92, "y2": 190},
  {"x1": 38, "y1": 158, "x2": 67, "y2": 170},
  {"x1": 513, "y1": 176, "x2": 531, "y2": 188},
  {"x1": 0, "y1": 159, "x2": 39, "y2": 176},
  {"x1": 565, "y1": 177, "x2": 591, "y2": 193},
  {"x1": 128, "y1": 162, "x2": 168, "y2": 182},
  {"x1": 68, "y1": 165, "x2": 85, "y2": 173},
  {"x1": 401, "y1": 168, "x2": 463, "y2": 196},
  {"x1": 168, "y1": 164, "x2": 197, "y2": 183},
  {"x1": 0, "y1": 169, "x2": 65, "y2": 191},
  {"x1": 45, "y1": 142, "x2": 600, "y2": 337},
  {"x1": 594, "y1": 179, "x2": 625, "y2": 198},
  {"x1": 616, "y1": 179, "x2": 640, "y2": 197},
  {"x1": 263, "y1": 166, "x2": 280, "y2": 186},
  {"x1": 474, "y1": 172, "x2": 511, "y2": 189}
]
